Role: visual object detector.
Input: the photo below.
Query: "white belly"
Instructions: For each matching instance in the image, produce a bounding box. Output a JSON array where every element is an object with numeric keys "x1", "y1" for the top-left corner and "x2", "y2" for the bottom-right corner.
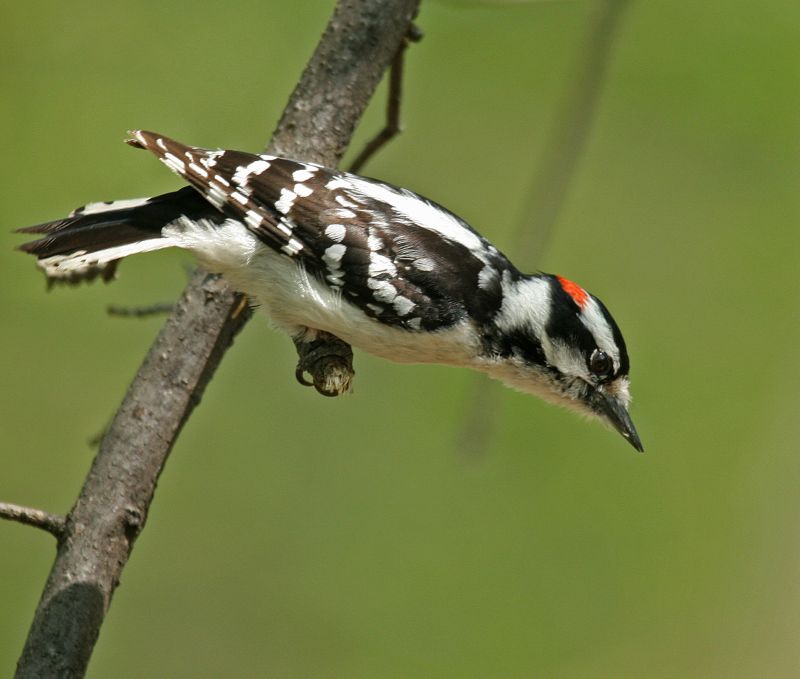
[{"x1": 166, "y1": 217, "x2": 482, "y2": 366}]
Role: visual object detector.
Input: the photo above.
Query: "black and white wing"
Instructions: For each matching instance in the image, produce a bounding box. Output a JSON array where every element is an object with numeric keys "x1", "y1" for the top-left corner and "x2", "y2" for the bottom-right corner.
[{"x1": 130, "y1": 130, "x2": 516, "y2": 332}]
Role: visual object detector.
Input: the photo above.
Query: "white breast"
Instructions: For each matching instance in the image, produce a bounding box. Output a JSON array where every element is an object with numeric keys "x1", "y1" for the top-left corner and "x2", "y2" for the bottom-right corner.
[{"x1": 164, "y1": 217, "x2": 482, "y2": 366}]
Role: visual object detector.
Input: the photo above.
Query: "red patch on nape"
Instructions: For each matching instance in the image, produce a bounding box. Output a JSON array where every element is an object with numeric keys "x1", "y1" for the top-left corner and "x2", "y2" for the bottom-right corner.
[{"x1": 557, "y1": 275, "x2": 589, "y2": 309}]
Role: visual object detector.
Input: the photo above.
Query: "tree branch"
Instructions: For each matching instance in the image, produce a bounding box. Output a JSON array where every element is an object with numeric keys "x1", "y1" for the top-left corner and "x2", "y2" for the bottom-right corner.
[
  {"x1": 348, "y1": 24, "x2": 423, "y2": 173},
  {"x1": 0, "y1": 502, "x2": 65, "y2": 539},
  {"x1": 106, "y1": 302, "x2": 174, "y2": 318},
  {"x1": 14, "y1": 2, "x2": 420, "y2": 677}
]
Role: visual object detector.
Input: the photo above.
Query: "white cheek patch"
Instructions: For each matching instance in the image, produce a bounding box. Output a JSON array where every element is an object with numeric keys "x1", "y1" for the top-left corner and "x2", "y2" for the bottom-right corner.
[
  {"x1": 494, "y1": 275, "x2": 550, "y2": 343},
  {"x1": 548, "y1": 340, "x2": 590, "y2": 381}
]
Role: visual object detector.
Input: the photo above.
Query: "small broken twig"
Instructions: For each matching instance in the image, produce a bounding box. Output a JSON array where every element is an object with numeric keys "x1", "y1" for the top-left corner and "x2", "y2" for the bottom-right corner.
[
  {"x1": 348, "y1": 24, "x2": 422, "y2": 173},
  {"x1": 107, "y1": 303, "x2": 175, "y2": 318},
  {"x1": 0, "y1": 502, "x2": 65, "y2": 539}
]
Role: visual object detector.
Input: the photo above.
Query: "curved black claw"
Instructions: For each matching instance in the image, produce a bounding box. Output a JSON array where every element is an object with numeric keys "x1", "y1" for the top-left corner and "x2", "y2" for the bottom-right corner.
[{"x1": 295, "y1": 367, "x2": 315, "y2": 387}]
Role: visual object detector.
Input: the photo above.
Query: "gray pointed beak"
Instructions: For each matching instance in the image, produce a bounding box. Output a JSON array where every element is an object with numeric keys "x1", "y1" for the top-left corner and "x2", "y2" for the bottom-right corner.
[{"x1": 591, "y1": 388, "x2": 644, "y2": 452}]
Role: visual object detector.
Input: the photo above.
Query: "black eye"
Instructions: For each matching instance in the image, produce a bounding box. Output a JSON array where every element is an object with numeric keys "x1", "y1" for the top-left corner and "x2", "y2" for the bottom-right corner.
[{"x1": 589, "y1": 349, "x2": 613, "y2": 378}]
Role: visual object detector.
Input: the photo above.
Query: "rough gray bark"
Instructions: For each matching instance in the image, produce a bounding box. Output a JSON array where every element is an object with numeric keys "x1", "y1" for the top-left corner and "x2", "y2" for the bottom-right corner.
[{"x1": 14, "y1": 1, "x2": 420, "y2": 677}]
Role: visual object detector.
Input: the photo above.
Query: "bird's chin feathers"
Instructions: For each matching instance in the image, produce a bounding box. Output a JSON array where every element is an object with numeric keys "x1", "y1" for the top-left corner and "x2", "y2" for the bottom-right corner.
[
  {"x1": 479, "y1": 355, "x2": 631, "y2": 423},
  {"x1": 479, "y1": 357, "x2": 589, "y2": 416}
]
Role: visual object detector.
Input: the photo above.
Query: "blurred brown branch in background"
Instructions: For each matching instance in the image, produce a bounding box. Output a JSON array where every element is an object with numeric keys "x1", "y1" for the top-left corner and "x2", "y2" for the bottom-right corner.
[
  {"x1": 456, "y1": 0, "x2": 633, "y2": 457},
  {"x1": 13, "y1": 2, "x2": 420, "y2": 677}
]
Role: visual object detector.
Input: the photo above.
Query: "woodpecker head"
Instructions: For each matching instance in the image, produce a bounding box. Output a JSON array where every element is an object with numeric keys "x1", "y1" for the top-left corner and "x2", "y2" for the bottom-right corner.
[{"x1": 485, "y1": 272, "x2": 643, "y2": 452}]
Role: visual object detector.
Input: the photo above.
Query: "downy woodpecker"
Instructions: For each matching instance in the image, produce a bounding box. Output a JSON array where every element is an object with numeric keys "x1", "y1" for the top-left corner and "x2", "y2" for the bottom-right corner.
[{"x1": 18, "y1": 131, "x2": 643, "y2": 451}]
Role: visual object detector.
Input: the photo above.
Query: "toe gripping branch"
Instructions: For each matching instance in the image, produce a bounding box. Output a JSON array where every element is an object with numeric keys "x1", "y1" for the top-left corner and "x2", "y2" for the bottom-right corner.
[{"x1": 294, "y1": 332, "x2": 355, "y2": 397}]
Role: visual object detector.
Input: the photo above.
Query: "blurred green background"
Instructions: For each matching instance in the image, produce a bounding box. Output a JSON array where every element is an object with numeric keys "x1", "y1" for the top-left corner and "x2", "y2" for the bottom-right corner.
[{"x1": 2, "y1": 1, "x2": 799, "y2": 677}]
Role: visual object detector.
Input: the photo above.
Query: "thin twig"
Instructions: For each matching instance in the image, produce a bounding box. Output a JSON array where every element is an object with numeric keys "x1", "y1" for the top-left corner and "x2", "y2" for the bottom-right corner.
[
  {"x1": 107, "y1": 303, "x2": 174, "y2": 318},
  {"x1": 348, "y1": 25, "x2": 422, "y2": 173},
  {"x1": 0, "y1": 502, "x2": 65, "y2": 539}
]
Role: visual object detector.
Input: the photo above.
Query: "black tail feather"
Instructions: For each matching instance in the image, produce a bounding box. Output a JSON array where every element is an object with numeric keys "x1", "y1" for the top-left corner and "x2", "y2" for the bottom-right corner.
[{"x1": 16, "y1": 187, "x2": 214, "y2": 285}]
